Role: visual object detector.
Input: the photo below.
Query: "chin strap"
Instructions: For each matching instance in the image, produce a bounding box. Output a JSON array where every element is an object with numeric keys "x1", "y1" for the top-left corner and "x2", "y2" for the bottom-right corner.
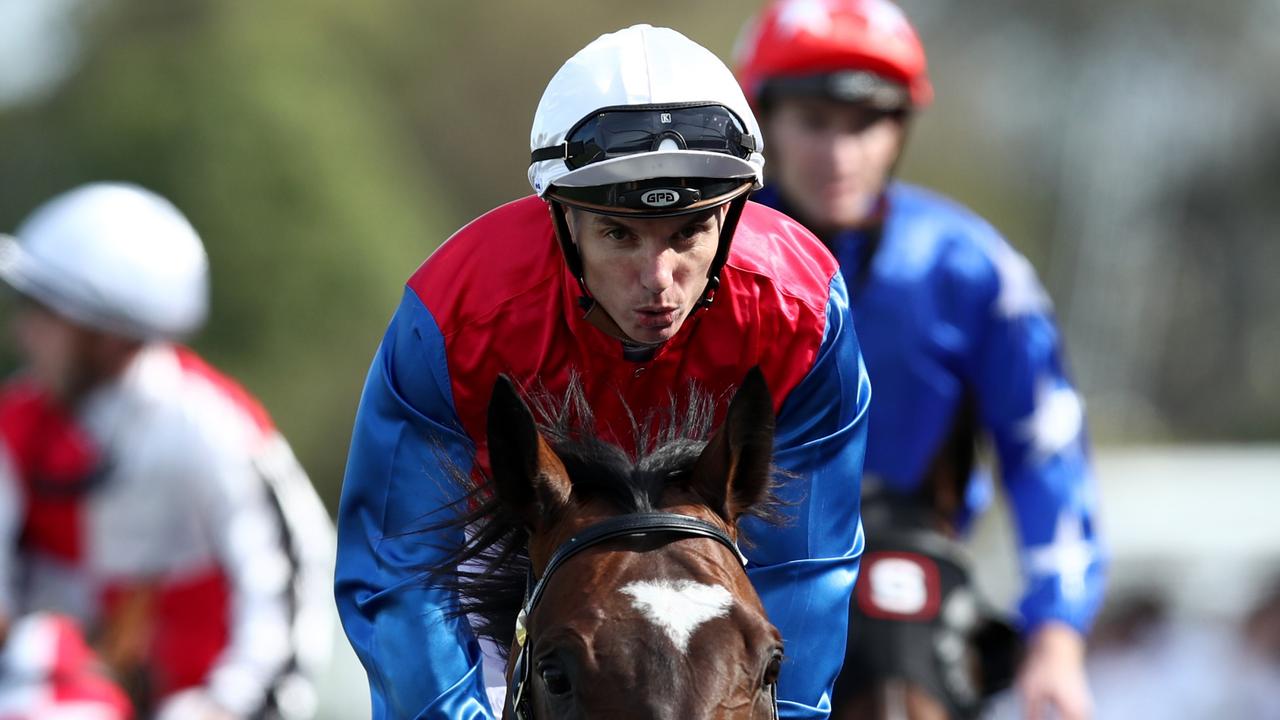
[
  {"x1": 547, "y1": 200, "x2": 595, "y2": 314},
  {"x1": 692, "y1": 192, "x2": 749, "y2": 313}
]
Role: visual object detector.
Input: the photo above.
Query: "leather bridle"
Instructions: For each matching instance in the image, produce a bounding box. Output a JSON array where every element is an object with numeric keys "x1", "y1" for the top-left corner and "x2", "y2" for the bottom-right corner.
[{"x1": 504, "y1": 511, "x2": 779, "y2": 719}]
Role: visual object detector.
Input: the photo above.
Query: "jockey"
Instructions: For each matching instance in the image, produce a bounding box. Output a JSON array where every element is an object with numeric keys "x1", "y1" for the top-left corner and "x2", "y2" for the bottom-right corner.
[
  {"x1": 0, "y1": 183, "x2": 336, "y2": 720},
  {"x1": 736, "y1": 1, "x2": 1107, "y2": 718},
  {"x1": 335, "y1": 24, "x2": 870, "y2": 720}
]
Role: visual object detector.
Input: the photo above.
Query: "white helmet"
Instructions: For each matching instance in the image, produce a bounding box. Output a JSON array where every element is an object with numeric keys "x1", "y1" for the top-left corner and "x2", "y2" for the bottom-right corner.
[
  {"x1": 530, "y1": 25, "x2": 764, "y2": 310},
  {"x1": 0, "y1": 182, "x2": 209, "y2": 340},
  {"x1": 529, "y1": 24, "x2": 765, "y2": 216}
]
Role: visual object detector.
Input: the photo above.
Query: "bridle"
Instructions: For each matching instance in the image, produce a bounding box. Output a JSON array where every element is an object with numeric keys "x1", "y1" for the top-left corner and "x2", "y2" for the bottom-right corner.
[{"x1": 504, "y1": 511, "x2": 780, "y2": 719}]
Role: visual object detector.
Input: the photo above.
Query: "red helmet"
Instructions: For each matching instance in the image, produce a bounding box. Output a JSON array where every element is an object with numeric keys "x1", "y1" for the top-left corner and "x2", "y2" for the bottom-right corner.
[{"x1": 735, "y1": 0, "x2": 932, "y2": 111}]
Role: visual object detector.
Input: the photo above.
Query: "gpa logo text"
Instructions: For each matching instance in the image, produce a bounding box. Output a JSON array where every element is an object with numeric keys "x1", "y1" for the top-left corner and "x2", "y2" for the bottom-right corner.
[{"x1": 641, "y1": 189, "x2": 680, "y2": 207}]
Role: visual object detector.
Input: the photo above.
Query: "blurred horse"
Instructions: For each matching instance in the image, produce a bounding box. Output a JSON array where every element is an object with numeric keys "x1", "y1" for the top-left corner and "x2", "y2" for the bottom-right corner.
[
  {"x1": 831, "y1": 402, "x2": 1021, "y2": 720},
  {"x1": 431, "y1": 368, "x2": 784, "y2": 719}
]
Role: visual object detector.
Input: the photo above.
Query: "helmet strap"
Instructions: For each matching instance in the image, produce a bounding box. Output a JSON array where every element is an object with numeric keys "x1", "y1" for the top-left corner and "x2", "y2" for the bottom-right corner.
[
  {"x1": 693, "y1": 193, "x2": 748, "y2": 312},
  {"x1": 887, "y1": 112, "x2": 914, "y2": 179},
  {"x1": 547, "y1": 200, "x2": 596, "y2": 313}
]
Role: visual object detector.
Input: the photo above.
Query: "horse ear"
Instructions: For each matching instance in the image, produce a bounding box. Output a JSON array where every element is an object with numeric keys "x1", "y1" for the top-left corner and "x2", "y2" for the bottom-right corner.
[
  {"x1": 689, "y1": 367, "x2": 776, "y2": 525},
  {"x1": 486, "y1": 376, "x2": 572, "y2": 530}
]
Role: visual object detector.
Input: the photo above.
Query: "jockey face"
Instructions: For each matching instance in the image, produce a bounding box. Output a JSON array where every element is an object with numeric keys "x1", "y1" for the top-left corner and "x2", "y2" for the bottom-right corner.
[
  {"x1": 764, "y1": 95, "x2": 907, "y2": 236},
  {"x1": 9, "y1": 301, "x2": 140, "y2": 403},
  {"x1": 569, "y1": 206, "x2": 726, "y2": 345}
]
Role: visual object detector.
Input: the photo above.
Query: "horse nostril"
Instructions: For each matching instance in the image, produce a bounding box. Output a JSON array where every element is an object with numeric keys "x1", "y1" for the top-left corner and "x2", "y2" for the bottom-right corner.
[{"x1": 538, "y1": 663, "x2": 572, "y2": 697}]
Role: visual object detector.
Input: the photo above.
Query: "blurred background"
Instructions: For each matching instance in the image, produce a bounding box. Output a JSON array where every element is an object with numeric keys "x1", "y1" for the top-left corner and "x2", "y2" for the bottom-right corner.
[{"x1": 1, "y1": 0, "x2": 1276, "y2": 717}]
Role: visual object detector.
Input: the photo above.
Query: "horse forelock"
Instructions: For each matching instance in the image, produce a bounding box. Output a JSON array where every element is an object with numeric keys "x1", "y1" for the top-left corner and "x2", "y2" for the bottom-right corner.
[{"x1": 424, "y1": 374, "x2": 778, "y2": 657}]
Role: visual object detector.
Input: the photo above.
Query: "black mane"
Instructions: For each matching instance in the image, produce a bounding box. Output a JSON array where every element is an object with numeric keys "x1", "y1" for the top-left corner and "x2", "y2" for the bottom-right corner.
[{"x1": 423, "y1": 377, "x2": 777, "y2": 656}]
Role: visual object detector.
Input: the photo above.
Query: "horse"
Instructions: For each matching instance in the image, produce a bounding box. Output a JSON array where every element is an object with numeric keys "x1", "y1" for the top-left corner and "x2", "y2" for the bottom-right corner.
[
  {"x1": 830, "y1": 401, "x2": 1021, "y2": 720},
  {"x1": 430, "y1": 368, "x2": 784, "y2": 719}
]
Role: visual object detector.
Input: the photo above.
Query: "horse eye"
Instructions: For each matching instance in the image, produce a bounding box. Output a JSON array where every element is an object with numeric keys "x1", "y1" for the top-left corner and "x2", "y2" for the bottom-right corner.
[
  {"x1": 538, "y1": 662, "x2": 572, "y2": 696},
  {"x1": 763, "y1": 649, "x2": 783, "y2": 686}
]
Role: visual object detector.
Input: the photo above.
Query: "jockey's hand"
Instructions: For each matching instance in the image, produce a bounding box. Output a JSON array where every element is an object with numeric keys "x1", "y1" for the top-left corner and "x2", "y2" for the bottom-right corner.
[
  {"x1": 1017, "y1": 621, "x2": 1092, "y2": 720},
  {"x1": 155, "y1": 688, "x2": 239, "y2": 720}
]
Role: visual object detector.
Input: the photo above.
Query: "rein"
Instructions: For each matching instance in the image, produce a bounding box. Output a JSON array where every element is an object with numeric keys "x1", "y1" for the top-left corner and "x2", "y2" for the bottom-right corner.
[{"x1": 504, "y1": 511, "x2": 778, "y2": 719}]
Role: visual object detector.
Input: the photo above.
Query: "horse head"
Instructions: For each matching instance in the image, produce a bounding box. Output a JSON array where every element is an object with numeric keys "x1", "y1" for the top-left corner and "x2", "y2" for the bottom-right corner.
[{"x1": 485, "y1": 367, "x2": 782, "y2": 720}]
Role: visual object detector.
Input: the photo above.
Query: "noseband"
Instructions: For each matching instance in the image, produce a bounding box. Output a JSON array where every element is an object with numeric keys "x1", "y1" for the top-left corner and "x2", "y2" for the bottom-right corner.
[{"x1": 505, "y1": 512, "x2": 779, "y2": 719}]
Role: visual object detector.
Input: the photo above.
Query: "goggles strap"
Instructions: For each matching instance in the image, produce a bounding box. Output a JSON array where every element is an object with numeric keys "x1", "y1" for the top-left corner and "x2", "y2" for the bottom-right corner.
[{"x1": 531, "y1": 141, "x2": 586, "y2": 165}]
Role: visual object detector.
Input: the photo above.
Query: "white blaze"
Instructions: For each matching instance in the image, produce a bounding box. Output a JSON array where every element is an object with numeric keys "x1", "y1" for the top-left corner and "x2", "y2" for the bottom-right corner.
[{"x1": 620, "y1": 580, "x2": 733, "y2": 653}]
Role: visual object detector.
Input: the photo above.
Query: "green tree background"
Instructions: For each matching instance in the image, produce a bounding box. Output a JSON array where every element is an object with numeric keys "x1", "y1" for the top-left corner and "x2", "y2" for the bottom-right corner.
[
  {"x1": 0, "y1": 1, "x2": 789, "y2": 508},
  {"x1": 2, "y1": 0, "x2": 1277, "y2": 511}
]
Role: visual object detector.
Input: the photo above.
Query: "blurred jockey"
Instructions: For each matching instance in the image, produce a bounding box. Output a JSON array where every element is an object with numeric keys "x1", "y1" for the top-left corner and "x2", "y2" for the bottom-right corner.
[
  {"x1": 0, "y1": 612, "x2": 132, "y2": 720},
  {"x1": 0, "y1": 183, "x2": 336, "y2": 720},
  {"x1": 736, "y1": 1, "x2": 1106, "y2": 718},
  {"x1": 336, "y1": 24, "x2": 871, "y2": 720}
]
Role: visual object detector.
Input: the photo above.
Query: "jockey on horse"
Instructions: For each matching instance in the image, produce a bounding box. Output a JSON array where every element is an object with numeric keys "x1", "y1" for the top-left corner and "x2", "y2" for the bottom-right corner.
[
  {"x1": 335, "y1": 23, "x2": 871, "y2": 720},
  {"x1": 0, "y1": 184, "x2": 335, "y2": 720},
  {"x1": 735, "y1": 1, "x2": 1108, "y2": 718}
]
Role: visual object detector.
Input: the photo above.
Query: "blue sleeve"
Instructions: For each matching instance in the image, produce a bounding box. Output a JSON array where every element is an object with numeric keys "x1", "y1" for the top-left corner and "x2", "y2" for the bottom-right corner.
[
  {"x1": 741, "y1": 272, "x2": 869, "y2": 720},
  {"x1": 334, "y1": 288, "x2": 495, "y2": 720},
  {"x1": 968, "y1": 249, "x2": 1107, "y2": 634}
]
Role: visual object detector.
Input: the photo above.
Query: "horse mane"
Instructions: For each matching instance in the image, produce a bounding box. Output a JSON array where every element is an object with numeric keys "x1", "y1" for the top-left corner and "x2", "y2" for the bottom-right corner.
[{"x1": 423, "y1": 375, "x2": 781, "y2": 657}]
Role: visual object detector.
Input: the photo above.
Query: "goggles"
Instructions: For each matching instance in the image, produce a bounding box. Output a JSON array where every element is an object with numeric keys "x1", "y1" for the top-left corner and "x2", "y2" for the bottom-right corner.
[
  {"x1": 531, "y1": 103, "x2": 757, "y2": 170},
  {"x1": 759, "y1": 71, "x2": 912, "y2": 111}
]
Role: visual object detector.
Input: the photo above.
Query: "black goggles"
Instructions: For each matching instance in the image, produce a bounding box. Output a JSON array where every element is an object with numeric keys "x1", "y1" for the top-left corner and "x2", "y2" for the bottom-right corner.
[
  {"x1": 759, "y1": 71, "x2": 912, "y2": 112},
  {"x1": 531, "y1": 103, "x2": 757, "y2": 170}
]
